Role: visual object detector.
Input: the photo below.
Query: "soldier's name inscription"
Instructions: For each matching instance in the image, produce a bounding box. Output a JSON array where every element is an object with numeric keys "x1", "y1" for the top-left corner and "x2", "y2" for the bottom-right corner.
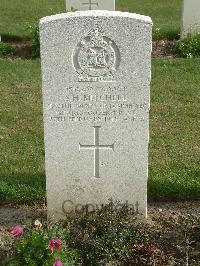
[{"x1": 47, "y1": 88, "x2": 148, "y2": 123}]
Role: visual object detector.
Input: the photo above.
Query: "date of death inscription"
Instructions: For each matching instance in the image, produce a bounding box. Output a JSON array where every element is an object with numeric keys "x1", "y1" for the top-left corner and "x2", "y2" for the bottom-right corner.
[{"x1": 47, "y1": 86, "x2": 149, "y2": 123}]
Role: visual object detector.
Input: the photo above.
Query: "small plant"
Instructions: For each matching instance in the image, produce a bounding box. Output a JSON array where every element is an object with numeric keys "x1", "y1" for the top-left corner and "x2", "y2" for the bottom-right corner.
[
  {"x1": 66, "y1": 201, "x2": 164, "y2": 265},
  {"x1": 2, "y1": 206, "x2": 165, "y2": 266},
  {"x1": 0, "y1": 43, "x2": 16, "y2": 55},
  {"x1": 29, "y1": 24, "x2": 40, "y2": 58},
  {"x1": 153, "y1": 27, "x2": 179, "y2": 41},
  {"x1": 28, "y1": 8, "x2": 76, "y2": 59},
  {"x1": 170, "y1": 34, "x2": 200, "y2": 58},
  {"x1": 6, "y1": 222, "x2": 79, "y2": 266}
]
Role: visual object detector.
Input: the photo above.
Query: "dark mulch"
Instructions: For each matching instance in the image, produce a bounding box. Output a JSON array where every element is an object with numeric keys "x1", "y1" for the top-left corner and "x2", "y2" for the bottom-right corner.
[
  {"x1": 0, "y1": 201, "x2": 199, "y2": 265},
  {"x1": 0, "y1": 39, "x2": 177, "y2": 60},
  {"x1": 0, "y1": 39, "x2": 31, "y2": 59},
  {"x1": 152, "y1": 39, "x2": 176, "y2": 58}
]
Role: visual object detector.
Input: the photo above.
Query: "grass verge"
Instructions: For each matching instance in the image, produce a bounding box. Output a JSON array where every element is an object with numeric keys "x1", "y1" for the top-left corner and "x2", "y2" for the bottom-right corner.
[
  {"x1": 0, "y1": 0, "x2": 181, "y2": 39},
  {"x1": 0, "y1": 59, "x2": 45, "y2": 204},
  {"x1": 149, "y1": 58, "x2": 200, "y2": 200}
]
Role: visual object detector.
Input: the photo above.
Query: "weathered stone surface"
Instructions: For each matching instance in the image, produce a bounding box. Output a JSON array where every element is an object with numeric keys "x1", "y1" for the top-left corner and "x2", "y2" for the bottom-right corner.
[
  {"x1": 66, "y1": 0, "x2": 115, "y2": 11},
  {"x1": 40, "y1": 11, "x2": 152, "y2": 221},
  {"x1": 182, "y1": 0, "x2": 200, "y2": 38}
]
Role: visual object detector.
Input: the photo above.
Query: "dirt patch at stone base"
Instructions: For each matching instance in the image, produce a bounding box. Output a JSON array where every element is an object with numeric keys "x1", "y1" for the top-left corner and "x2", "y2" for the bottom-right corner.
[
  {"x1": 0, "y1": 39, "x2": 177, "y2": 60},
  {"x1": 0, "y1": 201, "x2": 199, "y2": 265}
]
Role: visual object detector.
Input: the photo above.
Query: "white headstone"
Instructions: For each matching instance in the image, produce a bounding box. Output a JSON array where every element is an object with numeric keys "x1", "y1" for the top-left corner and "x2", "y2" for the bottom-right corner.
[
  {"x1": 182, "y1": 0, "x2": 200, "y2": 38},
  {"x1": 66, "y1": 0, "x2": 115, "y2": 11},
  {"x1": 40, "y1": 11, "x2": 152, "y2": 221}
]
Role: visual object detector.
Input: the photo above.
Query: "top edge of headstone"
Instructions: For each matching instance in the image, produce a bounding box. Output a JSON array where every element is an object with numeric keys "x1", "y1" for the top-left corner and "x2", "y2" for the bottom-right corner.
[{"x1": 40, "y1": 10, "x2": 152, "y2": 25}]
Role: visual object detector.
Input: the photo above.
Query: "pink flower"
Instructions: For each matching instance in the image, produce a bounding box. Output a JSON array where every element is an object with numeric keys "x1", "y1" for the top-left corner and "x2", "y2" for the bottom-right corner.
[
  {"x1": 49, "y1": 237, "x2": 62, "y2": 252},
  {"x1": 10, "y1": 226, "x2": 23, "y2": 237},
  {"x1": 53, "y1": 259, "x2": 62, "y2": 266}
]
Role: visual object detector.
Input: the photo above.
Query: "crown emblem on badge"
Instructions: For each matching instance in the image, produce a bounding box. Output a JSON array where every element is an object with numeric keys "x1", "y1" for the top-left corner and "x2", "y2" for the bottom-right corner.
[{"x1": 73, "y1": 26, "x2": 120, "y2": 82}]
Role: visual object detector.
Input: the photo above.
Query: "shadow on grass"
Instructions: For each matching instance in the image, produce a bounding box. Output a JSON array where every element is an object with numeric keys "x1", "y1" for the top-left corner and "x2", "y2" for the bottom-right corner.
[
  {"x1": 0, "y1": 33, "x2": 29, "y2": 42},
  {"x1": 1, "y1": 170, "x2": 199, "y2": 205},
  {"x1": 148, "y1": 170, "x2": 200, "y2": 202},
  {"x1": 153, "y1": 29, "x2": 180, "y2": 40},
  {"x1": 0, "y1": 172, "x2": 46, "y2": 205}
]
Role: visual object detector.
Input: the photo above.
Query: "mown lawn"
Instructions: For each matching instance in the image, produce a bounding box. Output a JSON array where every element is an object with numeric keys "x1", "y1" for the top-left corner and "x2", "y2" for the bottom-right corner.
[
  {"x1": 149, "y1": 59, "x2": 200, "y2": 200},
  {"x1": 117, "y1": 0, "x2": 182, "y2": 39},
  {"x1": 0, "y1": 0, "x2": 181, "y2": 39},
  {"x1": 0, "y1": 59, "x2": 45, "y2": 203},
  {"x1": 0, "y1": 58, "x2": 199, "y2": 204}
]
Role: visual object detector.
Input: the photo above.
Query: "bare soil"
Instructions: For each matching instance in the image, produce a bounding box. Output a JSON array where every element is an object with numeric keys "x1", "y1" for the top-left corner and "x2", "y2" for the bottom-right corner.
[
  {"x1": 0, "y1": 201, "x2": 199, "y2": 265},
  {"x1": 0, "y1": 39, "x2": 176, "y2": 60},
  {"x1": 152, "y1": 40, "x2": 176, "y2": 58},
  {"x1": 0, "y1": 40, "x2": 31, "y2": 59}
]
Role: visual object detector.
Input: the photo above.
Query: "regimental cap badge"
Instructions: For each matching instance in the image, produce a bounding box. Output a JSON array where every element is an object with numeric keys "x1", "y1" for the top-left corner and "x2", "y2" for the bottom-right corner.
[{"x1": 73, "y1": 26, "x2": 121, "y2": 82}]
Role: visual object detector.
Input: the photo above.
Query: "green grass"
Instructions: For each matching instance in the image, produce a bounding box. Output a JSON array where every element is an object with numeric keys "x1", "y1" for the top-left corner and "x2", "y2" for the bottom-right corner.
[
  {"x1": 0, "y1": 43, "x2": 16, "y2": 55},
  {"x1": 0, "y1": 0, "x2": 181, "y2": 39},
  {"x1": 149, "y1": 58, "x2": 200, "y2": 201},
  {"x1": 0, "y1": 58, "x2": 199, "y2": 203},
  {"x1": 0, "y1": 0, "x2": 65, "y2": 39},
  {"x1": 117, "y1": 0, "x2": 182, "y2": 39},
  {"x1": 0, "y1": 59, "x2": 45, "y2": 203}
]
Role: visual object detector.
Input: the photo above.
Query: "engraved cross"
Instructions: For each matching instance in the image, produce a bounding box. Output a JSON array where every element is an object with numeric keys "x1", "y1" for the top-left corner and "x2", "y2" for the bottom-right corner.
[
  {"x1": 79, "y1": 126, "x2": 114, "y2": 178},
  {"x1": 82, "y1": 0, "x2": 98, "y2": 10}
]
